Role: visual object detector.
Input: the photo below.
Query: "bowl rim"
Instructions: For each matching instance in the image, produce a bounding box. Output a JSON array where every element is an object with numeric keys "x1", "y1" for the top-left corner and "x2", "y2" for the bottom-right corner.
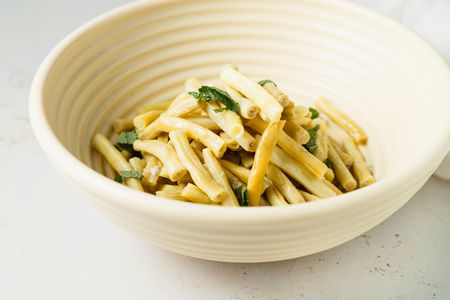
[{"x1": 29, "y1": 0, "x2": 450, "y2": 223}]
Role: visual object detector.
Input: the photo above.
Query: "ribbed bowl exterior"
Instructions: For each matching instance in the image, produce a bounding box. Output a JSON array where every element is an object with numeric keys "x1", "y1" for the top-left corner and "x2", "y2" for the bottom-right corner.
[{"x1": 30, "y1": 0, "x2": 450, "y2": 262}]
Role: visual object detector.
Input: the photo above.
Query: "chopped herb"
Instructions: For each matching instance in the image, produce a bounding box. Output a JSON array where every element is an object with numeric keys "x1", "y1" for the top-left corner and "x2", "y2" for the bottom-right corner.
[
  {"x1": 303, "y1": 125, "x2": 320, "y2": 153},
  {"x1": 324, "y1": 158, "x2": 332, "y2": 168},
  {"x1": 258, "y1": 79, "x2": 277, "y2": 87},
  {"x1": 114, "y1": 170, "x2": 143, "y2": 184},
  {"x1": 188, "y1": 86, "x2": 238, "y2": 113},
  {"x1": 117, "y1": 130, "x2": 138, "y2": 152},
  {"x1": 233, "y1": 185, "x2": 249, "y2": 206},
  {"x1": 114, "y1": 174, "x2": 123, "y2": 183},
  {"x1": 309, "y1": 107, "x2": 320, "y2": 119}
]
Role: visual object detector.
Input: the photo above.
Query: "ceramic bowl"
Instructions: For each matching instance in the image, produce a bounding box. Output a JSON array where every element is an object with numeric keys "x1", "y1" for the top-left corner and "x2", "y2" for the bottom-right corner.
[{"x1": 29, "y1": 0, "x2": 450, "y2": 262}]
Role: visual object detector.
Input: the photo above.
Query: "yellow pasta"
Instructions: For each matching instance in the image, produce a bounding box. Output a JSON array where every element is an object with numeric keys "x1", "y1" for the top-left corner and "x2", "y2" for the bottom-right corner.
[
  {"x1": 203, "y1": 148, "x2": 239, "y2": 206},
  {"x1": 220, "y1": 64, "x2": 283, "y2": 122},
  {"x1": 316, "y1": 97, "x2": 368, "y2": 144},
  {"x1": 343, "y1": 138, "x2": 375, "y2": 187},
  {"x1": 92, "y1": 134, "x2": 143, "y2": 191},
  {"x1": 327, "y1": 140, "x2": 357, "y2": 192},
  {"x1": 266, "y1": 163, "x2": 305, "y2": 204},
  {"x1": 259, "y1": 81, "x2": 290, "y2": 107},
  {"x1": 265, "y1": 186, "x2": 289, "y2": 206},
  {"x1": 181, "y1": 183, "x2": 214, "y2": 204},
  {"x1": 93, "y1": 64, "x2": 375, "y2": 207},
  {"x1": 223, "y1": 84, "x2": 259, "y2": 119},
  {"x1": 133, "y1": 139, "x2": 187, "y2": 182},
  {"x1": 248, "y1": 120, "x2": 285, "y2": 206},
  {"x1": 246, "y1": 117, "x2": 328, "y2": 177},
  {"x1": 169, "y1": 130, "x2": 226, "y2": 203},
  {"x1": 113, "y1": 118, "x2": 134, "y2": 133}
]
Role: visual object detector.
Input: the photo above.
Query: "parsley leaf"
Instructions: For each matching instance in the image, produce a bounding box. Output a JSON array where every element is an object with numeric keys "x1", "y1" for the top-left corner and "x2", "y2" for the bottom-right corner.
[
  {"x1": 233, "y1": 185, "x2": 249, "y2": 207},
  {"x1": 114, "y1": 170, "x2": 143, "y2": 184},
  {"x1": 117, "y1": 130, "x2": 138, "y2": 152},
  {"x1": 188, "y1": 86, "x2": 238, "y2": 113},
  {"x1": 309, "y1": 107, "x2": 320, "y2": 119},
  {"x1": 324, "y1": 158, "x2": 332, "y2": 169},
  {"x1": 303, "y1": 125, "x2": 320, "y2": 153},
  {"x1": 258, "y1": 79, "x2": 277, "y2": 87}
]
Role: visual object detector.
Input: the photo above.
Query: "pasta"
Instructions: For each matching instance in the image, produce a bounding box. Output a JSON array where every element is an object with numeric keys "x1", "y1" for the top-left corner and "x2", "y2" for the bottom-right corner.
[
  {"x1": 247, "y1": 121, "x2": 285, "y2": 206},
  {"x1": 92, "y1": 65, "x2": 375, "y2": 206},
  {"x1": 316, "y1": 97, "x2": 368, "y2": 144}
]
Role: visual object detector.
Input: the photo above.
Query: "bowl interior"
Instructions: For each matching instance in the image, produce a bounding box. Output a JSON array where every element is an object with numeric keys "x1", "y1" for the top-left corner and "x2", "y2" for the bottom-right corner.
[{"x1": 39, "y1": 0, "x2": 450, "y2": 188}]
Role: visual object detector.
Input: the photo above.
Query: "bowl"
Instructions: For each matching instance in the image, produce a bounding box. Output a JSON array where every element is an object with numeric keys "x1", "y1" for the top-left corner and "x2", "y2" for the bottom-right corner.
[{"x1": 29, "y1": 0, "x2": 450, "y2": 262}]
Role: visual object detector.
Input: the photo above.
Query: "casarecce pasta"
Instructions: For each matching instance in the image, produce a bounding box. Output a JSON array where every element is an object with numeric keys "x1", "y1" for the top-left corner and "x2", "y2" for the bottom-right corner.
[{"x1": 92, "y1": 65, "x2": 375, "y2": 206}]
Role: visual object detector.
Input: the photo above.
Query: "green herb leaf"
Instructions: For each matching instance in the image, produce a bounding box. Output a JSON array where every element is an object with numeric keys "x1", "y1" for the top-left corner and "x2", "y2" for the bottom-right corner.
[
  {"x1": 303, "y1": 125, "x2": 320, "y2": 153},
  {"x1": 258, "y1": 79, "x2": 277, "y2": 87},
  {"x1": 117, "y1": 130, "x2": 138, "y2": 152},
  {"x1": 188, "y1": 86, "x2": 238, "y2": 113},
  {"x1": 309, "y1": 107, "x2": 320, "y2": 119},
  {"x1": 324, "y1": 158, "x2": 332, "y2": 169},
  {"x1": 114, "y1": 170, "x2": 143, "y2": 184},
  {"x1": 114, "y1": 174, "x2": 123, "y2": 183},
  {"x1": 233, "y1": 185, "x2": 249, "y2": 207}
]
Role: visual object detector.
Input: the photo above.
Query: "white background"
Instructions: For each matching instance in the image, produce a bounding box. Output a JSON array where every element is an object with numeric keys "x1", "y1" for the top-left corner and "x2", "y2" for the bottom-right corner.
[{"x1": 1, "y1": 0, "x2": 449, "y2": 299}]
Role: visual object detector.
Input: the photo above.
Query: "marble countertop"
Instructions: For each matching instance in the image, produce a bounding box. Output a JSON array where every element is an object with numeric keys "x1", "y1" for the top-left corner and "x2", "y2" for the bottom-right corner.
[{"x1": 1, "y1": 0, "x2": 449, "y2": 299}]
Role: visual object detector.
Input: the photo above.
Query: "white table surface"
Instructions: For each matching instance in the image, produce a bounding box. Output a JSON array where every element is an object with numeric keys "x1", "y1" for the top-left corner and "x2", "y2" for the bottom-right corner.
[{"x1": 1, "y1": 1, "x2": 449, "y2": 299}]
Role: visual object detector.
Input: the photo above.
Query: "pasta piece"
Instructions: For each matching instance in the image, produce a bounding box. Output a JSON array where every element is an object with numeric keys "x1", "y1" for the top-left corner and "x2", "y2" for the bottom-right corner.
[
  {"x1": 316, "y1": 98, "x2": 368, "y2": 144},
  {"x1": 181, "y1": 184, "x2": 214, "y2": 204},
  {"x1": 299, "y1": 190, "x2": 320, "y2": 201},
  {"x1": 133, "y1": 139, "x2": 187, "y2": 182},
  {"x1": 283, "y1": 119, "x2": 310, "y2": 145},
  {"x1": 239, "y1": 151, "x2": 254, "y2": 168},
  {"x1": 223, "y1": 169, "x2": 245, "y2": 191},
  {"x1": 156, "y1": 184, "x2": 185, "y2": 192},
  {"x1": 133, "y1": 110, "x2": 162, "y2": 132},
  {"x1": 330, "y1": 137, "x2": 353, "y2": 168},
  {"x1": 137, "y1": 100, "x2": 172, "y2": 114},
  {"x1": 220, "y1": 132, "x2": 240, "y2": 150},
  {"x1": 327, "y1": 140, "x2": 357, "y2": 192},
  {"x1": 270, "y1": 146, "x2": 336, "y2": 198},
  {"x1": 309, "y1": 118, "x2": 328, "y2": 161},
  {"x1": 293, "y1": 105, "x2": 312, "y2": 126},
  {"x1": 248, "y1": 120, "x2": 285, "y2": 206},
  {"x1": 139, "y1": 93, "x2": 199, "y2": 139},
  {"x1": 223, "y1": 84, "x2": 259, "y2": 119},
  {"x1": 156, "y1": 190, "x2": 186, "y2": 201},
  {"x1": 142, "y1": 154, "x2": 162, "y2": 187},
  {"x1": 260, "y1": 81, "x2": 290, "y2": 107},
  {"x1": 325, "y1": 168, "x2": 335, "y2": 182},
  {"x1": 102, "y1": 158, "x2": 116, "y2": 180},
  {"x1": 142, "y1": 117, "x2": 227, "y2": 158},
  {"x1": 343, "y1": 138, "x2": 375, "y2": 187},
  {"x1": 185, "y1": 116, "x2": 221, "y2": 131},
  {"x1": 246, "y1": 117, "x2": 328, "y2": 177},
  {"x1": 158, "y1": 166, "x2": 170, "y2": 179},
  {"x1": 169, "y1": 130, "x2": 226, "y2": 203},
  {"x1": 113, "y1": 118, "x2": 134, "y2": 133},
  {"x1": 265, "y1": 187, "x2": 289, "y2": 206},
  {"x1": 91, "y1": 134, "x2": 143, "y2": 191},
  {"x1": 322, "y1": 179, "x2": 343, "y2": 195},
  {"x1": 129, "y1": 157, "x2": 144, "y2": 173},
  {"x1": 219, "y1": 160, "x2": 270, "y2": 191},
  {"x1": 266, "y1": 163, "x2": 305, "y2": 204},
  {"x1": 199, "y1": 101, "x2": 245, "y2": 141},
  {"x1": 203, "y1": 148, "x2": 239, "y2": 206},
  {"x1": 220, "y1": 65, "x2": 283, "y2": 122}
]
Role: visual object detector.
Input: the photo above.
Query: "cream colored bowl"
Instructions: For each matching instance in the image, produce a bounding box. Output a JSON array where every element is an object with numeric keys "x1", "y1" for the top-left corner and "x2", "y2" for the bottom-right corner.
[{"x1": 29, "y1": 0, "x2": 450, "y2": 262}]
